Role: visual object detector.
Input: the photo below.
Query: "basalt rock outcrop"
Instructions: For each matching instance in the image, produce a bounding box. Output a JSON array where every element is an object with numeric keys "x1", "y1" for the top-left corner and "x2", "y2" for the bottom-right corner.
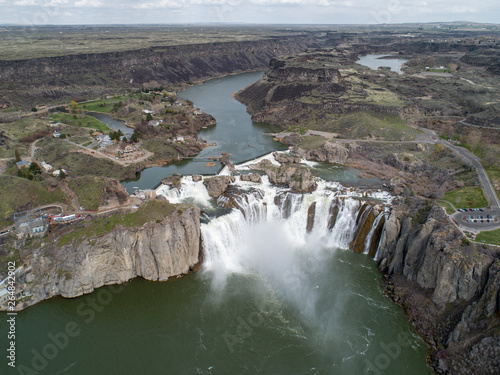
[
  {"x1": 0, "y1": 37, "x2": 318, "y2": 107},
  {"x1": 251, "y1": 159, "x2": 317, "y2": 193},
  {"x1": 377, "y1": 203, "x2": 500, "y2": 374},
  {"x1": 203, "y1": 176, "x2": 236, "y2": 198},
  {"x1": 290, "y1": 141, "x2": 353, "y2": 164},
  {"x1": 11, "y1": 204, "x2": 201, "y2": 310},
  {"x1": 272, "y1": 151, "x2": 301, "y2": 164},
  {"x1": 235, "y1": 51, "x2": 347, "y2": 117},
  {"x1": 240, "y1": 173, "x2": 262, "y2": 183}
]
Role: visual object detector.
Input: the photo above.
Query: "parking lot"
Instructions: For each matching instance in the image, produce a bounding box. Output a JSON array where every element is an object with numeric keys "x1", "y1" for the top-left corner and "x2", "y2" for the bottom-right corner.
[{"x1": 451, "y1": 207, "x2": 500, "y2": 232}]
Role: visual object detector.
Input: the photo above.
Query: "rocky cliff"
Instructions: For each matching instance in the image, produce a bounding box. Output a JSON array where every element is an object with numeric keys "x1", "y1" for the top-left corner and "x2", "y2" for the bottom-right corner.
[
  {"x1": 12, "y1": 203, "x2": 201, "y2": 310},
  {"x1": 0, "y1": 37, "x2": 318, "y2": 107},
  {"x1": 377, "y1": 204, "x2": 500, "y2": 374}
]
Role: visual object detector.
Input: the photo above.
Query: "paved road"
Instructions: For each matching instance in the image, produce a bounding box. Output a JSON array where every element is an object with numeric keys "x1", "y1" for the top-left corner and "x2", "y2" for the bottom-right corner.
[
  {"x1": 276, "y1": 116, "x2": 500, "y2": 233},
  {"x1": 407, "y1": 117, "x2": 500, "y2": 211},
  {"x1": 407, "y1": 117, "x2": 500, "y2": 232}
]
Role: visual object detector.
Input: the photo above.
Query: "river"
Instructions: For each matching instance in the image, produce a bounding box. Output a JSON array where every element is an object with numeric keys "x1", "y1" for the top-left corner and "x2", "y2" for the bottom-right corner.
[
  {"x1": 357, "y1": 54, "x2": 408, "y2": 75},
  {"x1": 1, "y1": 71, "x2": 431, "y2": 375},
  {"x1": 87, "y1": 111, "x2": 134, "y2": 136},
  {"x1": 121, "y1": 71, "x2": 284, "y2": 192}
]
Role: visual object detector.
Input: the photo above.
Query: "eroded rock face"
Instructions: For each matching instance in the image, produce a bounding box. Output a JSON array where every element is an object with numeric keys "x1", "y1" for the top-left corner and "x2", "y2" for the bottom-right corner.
[
  {"x1": 272, "y1": 152, "x2": 301, "y2": 164},
  {"x1": 379, "y1": 206, "x2": 494, "y2": 305},
  {"x1": 377, "y1": 203, "x2": 500, "y2": 374},
  {"x1": 203, "y1": 176, "x2": 236, "y2": 198},
  {"x1": 0, "y1": 37, "x2": 319, "y2": 107},
  {"x1": 15, "y1": 206, "x2": 201, "y2": 310},
  {"x1": 251, "y1": 159, "x2": 317, "y2": 193},
  {"x1": 291, "y1": 141, "x2": 352, "y2": 164},
  {"x1": 240, "y1": 173, "x2": 261, "y2": 183},
  {"x1": 267, "y1": 57, "x2": 342, "y2": 84}
]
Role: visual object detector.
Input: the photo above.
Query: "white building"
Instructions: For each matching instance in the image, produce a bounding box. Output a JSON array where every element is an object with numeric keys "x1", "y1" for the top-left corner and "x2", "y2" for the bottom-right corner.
[
  {"x1": 96, "y1": 134, "x2": 113, "y2": 149},
  {"x1": 40, "y1": 161, "x2": 53, "y2": 172}
]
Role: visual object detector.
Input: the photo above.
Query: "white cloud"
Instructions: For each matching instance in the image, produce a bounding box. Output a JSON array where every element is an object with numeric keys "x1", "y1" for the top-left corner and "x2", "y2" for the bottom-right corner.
[
  {"x1": 14, "y1": 0, "x2": 39, "y2": 5},
  {"x1": 451, "y1": 6, "x2": 477, "y2": 13},
  {"x1": 134, "y1": 0, "x2": 181, "y2": 9},
  {"x1": 74, "y1": 0, "x2": 102, "y2": 7},
  {"x1": 1, "y1": 0, "x2": 498, "y2": 23}
]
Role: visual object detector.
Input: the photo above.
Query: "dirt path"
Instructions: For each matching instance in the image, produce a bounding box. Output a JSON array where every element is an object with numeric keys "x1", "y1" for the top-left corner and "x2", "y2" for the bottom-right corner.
[{"x1": 65, "y1": 139, "x2": 152, "y2": 166}]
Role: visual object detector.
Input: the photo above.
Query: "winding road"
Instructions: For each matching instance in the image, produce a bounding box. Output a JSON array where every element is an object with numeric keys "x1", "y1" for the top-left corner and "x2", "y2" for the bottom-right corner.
[{"x1": 275, "y1": 115, "x2": 500, "y2": 233}]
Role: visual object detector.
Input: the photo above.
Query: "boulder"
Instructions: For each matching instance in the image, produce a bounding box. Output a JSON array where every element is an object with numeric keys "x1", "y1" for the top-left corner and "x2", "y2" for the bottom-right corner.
[
  {"x1": 240, "y1": 173, "x2": 261, "y2": 183},
  {"x1": 203, "y1": 176, "x2": 236, "y2": 198},
  {"x1": 251, "y1": 159, "x2": 317, "y2": 193},
  {"x1": 272, "y1": 151, "x2": 301, "y2": 164}
]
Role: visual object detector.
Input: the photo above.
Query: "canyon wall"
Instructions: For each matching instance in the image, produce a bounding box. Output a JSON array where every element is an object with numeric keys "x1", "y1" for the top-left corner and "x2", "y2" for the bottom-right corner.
[
  {"x1": 0, "y1": 36, "x2": 318, "y2": 107},
  {"x1": 13, "y1": 205, "x2": 201, "y2": 310},
  {"x1": 377, "y1": 205, "x2": 500, "y2": 375}
]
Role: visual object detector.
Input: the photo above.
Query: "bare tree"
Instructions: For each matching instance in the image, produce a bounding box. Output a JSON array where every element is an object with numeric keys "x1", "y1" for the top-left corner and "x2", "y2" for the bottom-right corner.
[{"x1": 467, "y1": 129, "x2": 482, "y2": 153}]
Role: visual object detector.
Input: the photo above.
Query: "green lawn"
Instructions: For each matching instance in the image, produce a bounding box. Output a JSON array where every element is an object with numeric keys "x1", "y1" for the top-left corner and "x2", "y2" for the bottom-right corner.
[
  {"x1": 438, "y1": 201, "x2": 456, "y2": 214},
  {"x1": 57, "y1": 199, "x2": 181, "y2": 246},
  {"x1": 475, "y1": 229, "x2": 500, "y2": 246},
  {"x1": 0, "y1": 175, "x2": 67, "y2": 225},
  {"x1": 485, "y1": 167, "x2": 500, "y2": 203},
  {"x1": 443, "y1": 187, "x2": 488, "y2": 209},
  {"x1": 50, "y1": 113, "x2": 111, "y2": 133},
  {"x1": 80, "y1": 94, "x2": 142, "y2": 113}
]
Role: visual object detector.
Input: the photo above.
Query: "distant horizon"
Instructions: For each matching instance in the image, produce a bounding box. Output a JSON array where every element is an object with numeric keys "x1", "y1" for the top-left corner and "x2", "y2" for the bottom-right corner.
[
  {"x1": 1, "y1": 0, "x2": 499, "y2": 26},
  {"x1": 1, "y1": 20, "x2": 499, "y2": 27}
]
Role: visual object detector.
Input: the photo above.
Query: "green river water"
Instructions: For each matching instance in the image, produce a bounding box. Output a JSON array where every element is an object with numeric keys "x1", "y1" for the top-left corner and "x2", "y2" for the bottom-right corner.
[{"x1": 1, "y1": 71, "x2": 431, "y2": 375}]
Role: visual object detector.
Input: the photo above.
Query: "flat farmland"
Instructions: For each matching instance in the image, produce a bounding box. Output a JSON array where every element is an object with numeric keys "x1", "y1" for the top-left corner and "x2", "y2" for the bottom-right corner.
[{"x1": 0, "y1": 24, "x2": 312, "y2": 61}]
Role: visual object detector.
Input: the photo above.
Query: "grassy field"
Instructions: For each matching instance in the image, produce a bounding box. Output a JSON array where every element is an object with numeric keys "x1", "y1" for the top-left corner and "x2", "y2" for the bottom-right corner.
[
  {"x1": 0, "y1": 25, "x2": 308, "y2": 61},
  {"x1": 475, "y1": 229, "x2": 500, "y2": 246},
  {"x1": 438, "y1": 201, "x2": 456, "y2": 214},
  {"x1": 141, "y1": 139, "x2": 179, "y2": 161},
  {"x1": 0, "y1": 175, "x2": 67, "y2": 224},
  {"x1": 50, "y1": 113, "x2": 111, "y2": 133},
  {"x1": 0, "y1": 118, "x2": 47, "y2": 158},
  {"x1": 81, "y1": 94, "x2": 141, "y2": 113},
  {"x1": 318, "y1": 112, "x2": 420, "y2": 141},
  {"x1": 68, "y1": 176, "x2": 107, "y2": 211},
  {"x1": 294, "y1": 135, "x2": 327, "y2": 150},
  {"x1": 57, "y1": 199, "x2": 182, "y2": 246},
  {"x1": 443, "y1": 186, "x2": 489, "y2": 208}
]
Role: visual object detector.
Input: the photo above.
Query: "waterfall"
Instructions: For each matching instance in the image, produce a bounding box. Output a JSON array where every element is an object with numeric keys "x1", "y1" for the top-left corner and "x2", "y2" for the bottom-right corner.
[
  {"x1": 154, "y1": 157, "x2": 393, "y2": 332},
  {"x1": 363, "y1": 211, "x2": 386, "y2": 255},
  {"x1": 156, "y1": 173, "x2": 392, "y2": 281}
]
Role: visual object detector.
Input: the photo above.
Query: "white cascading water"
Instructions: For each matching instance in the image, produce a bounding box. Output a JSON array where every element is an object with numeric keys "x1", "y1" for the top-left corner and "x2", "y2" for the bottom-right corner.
[
  {"x1": 158, "y1": 162, "x2": 390, "y2": 264},
  {"x1": 156, "y1": 152, "x2": 392, "y2": 324}
]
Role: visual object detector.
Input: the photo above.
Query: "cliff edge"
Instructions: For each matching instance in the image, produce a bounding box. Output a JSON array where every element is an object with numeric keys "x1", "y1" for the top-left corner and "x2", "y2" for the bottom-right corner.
[{"x1": 8, "y1": 200, "x2": 201, "y2": 310}]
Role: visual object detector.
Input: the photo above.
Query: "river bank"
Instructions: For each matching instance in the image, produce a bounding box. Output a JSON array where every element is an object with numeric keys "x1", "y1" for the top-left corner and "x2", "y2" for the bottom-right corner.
[{"x1": 0, "y1": 71, "x2": 435, "y2": 375}]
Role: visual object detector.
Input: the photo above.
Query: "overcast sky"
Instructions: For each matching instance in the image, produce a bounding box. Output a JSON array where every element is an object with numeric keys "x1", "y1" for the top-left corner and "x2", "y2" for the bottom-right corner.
[{"x1": 0, "y1": 0, "x2": 499, "y2": 25}]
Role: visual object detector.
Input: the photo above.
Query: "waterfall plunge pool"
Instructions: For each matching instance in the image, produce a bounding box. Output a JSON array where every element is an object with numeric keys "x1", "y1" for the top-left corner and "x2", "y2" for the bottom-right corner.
[{"x1": 3, "y1": 71, "x2": 432, "y2": 375}]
